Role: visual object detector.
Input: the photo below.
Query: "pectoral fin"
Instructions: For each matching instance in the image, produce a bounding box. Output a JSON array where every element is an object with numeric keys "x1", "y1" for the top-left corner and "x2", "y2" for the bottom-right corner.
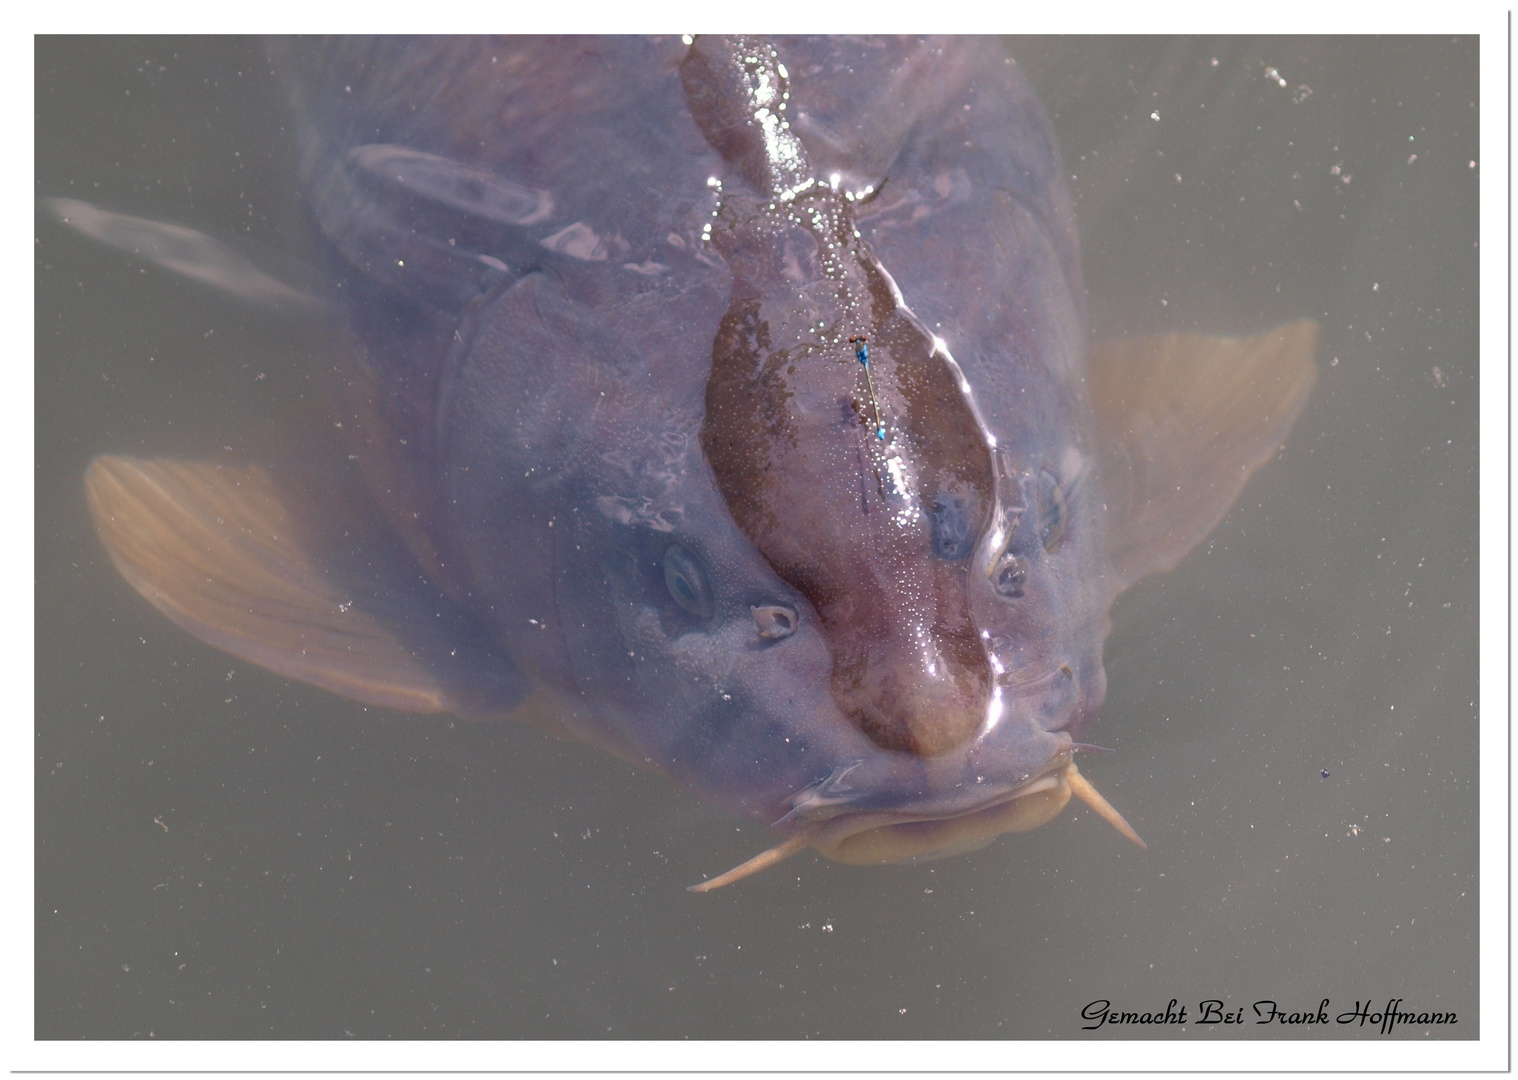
[
  {"x1": 84, "y1": 455, "x2": 524, "y2": 717},
  {"x1": 1090, "y1": 319, "x2": 1318, "y2": 595}
]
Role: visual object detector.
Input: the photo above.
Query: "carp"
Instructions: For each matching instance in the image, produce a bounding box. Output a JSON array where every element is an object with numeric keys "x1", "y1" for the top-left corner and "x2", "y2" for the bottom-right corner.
[{"x1": 75, "y1": 37, "x2": 1317, "y2": 889}]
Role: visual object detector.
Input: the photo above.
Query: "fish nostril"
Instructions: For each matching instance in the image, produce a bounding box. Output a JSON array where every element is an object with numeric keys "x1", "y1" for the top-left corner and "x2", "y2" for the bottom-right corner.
[
  {"x1": 1060, "y1": 663, "x2": 1074, "y2": 681},
  {"x1": 991, "y1": 554, "x2": 1029, "y2": 599},
  {"x1": 751, "y1": 603, "x2": 798, "y2": 639}
]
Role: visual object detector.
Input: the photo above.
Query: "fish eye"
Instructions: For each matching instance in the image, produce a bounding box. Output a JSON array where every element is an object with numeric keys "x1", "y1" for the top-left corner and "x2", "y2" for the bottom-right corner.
[
  {"x1": 1039, "y1": 468, "x2": 1067, "y2": 554},
  {"x1": 663, "y1": 543, "x2": 715, "y2": 618},
  {"x1": 928, "y1": 491, "x2": 974, "y2": 560},
  {"x1": 991, "y1": 553, "x2": 1030, "y2": 599},
  {"x1": 751, "y1": 604, "x2": 798, "y2": 639}
]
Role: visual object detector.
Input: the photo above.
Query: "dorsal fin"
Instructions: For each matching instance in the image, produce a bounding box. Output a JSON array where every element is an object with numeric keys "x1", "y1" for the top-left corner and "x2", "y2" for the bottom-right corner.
[
  {"x1": 84, "y1": 455, "x2": 517, "y2": 715},
  {"x1": 42, "y1": 197, "x2": 324, "y2": 313},
  {"x1": 1090, "y1": 319, "x2": 1318, "y2": 595}
]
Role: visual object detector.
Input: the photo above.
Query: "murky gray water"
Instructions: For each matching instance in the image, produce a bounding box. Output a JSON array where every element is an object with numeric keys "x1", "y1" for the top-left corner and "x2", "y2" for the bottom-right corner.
[{"x1": 36, "y1": 37, "x2": 1478, "y2": 1041}]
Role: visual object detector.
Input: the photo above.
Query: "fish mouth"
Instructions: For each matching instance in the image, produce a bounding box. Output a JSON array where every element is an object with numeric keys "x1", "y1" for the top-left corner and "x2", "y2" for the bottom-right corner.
[{"x1": 687, "y1": 758, "x2": 1143, "y2": 891}]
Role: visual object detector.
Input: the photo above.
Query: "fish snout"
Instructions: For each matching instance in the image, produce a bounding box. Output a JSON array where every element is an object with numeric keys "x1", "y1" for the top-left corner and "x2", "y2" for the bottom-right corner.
[{"x1": 830, "y1": 635, "x2": 990, "y2": 757}]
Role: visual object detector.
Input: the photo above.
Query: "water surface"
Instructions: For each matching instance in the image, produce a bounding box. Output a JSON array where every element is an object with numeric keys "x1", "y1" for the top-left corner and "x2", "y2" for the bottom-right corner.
[{"x1": 35, "y1": 36, "x2": 1478, "y2": 1041}]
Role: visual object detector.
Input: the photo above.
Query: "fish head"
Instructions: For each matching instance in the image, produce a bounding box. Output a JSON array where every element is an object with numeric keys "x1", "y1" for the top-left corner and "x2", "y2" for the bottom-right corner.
[
  {"x1": 673, "y1": 36, "x2": 1126, "y2": 873},
  {"x1": 428, "y1": 253, "x2": 1112, "y2": 864}
]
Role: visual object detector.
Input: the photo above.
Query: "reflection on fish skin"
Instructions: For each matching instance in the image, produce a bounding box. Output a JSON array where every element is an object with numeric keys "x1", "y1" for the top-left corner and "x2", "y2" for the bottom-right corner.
[
  {"x1": 79, "y1": 36, "x2": 1318, "y2": 890},
  {"x1": 343, "y1": 143, "x2": 556, "y2": 226}
]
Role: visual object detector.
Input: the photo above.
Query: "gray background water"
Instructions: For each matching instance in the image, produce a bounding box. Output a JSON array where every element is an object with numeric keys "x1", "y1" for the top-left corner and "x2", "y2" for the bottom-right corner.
[{"x1": 36, "y1": 37, "x2": 1479, "y2": 1041}]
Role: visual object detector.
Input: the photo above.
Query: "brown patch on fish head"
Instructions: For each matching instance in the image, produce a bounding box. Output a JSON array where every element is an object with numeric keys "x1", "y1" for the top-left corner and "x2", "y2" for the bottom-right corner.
[{"x1": 704, "y1": 297, "x2": 1000, "y2": 758}]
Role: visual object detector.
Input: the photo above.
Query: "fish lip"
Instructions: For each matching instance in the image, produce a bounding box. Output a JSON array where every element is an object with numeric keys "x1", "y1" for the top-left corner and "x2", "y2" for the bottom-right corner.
[
  {"x1": 785, "y1": 752, "x2": 1077, "y2": 854},
  {"x1": 773, "y1": 728, "x2": 1076, "y2": 831}
]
